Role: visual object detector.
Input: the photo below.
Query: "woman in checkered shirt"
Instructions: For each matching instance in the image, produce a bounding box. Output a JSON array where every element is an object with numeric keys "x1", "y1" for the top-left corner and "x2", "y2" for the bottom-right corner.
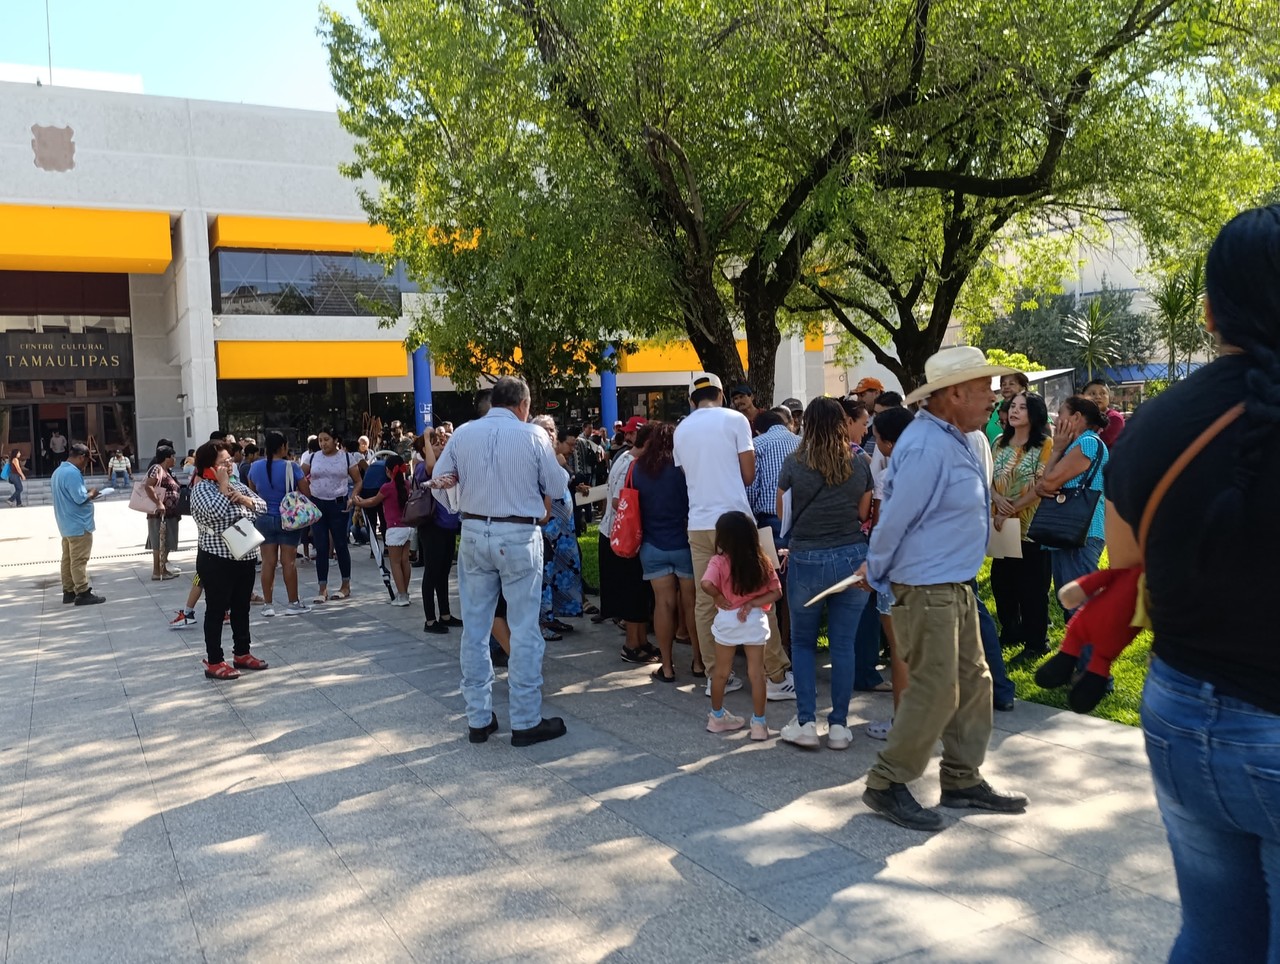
[{"x1": 189, "y1": 441, "x2": 269, "y2": 680}]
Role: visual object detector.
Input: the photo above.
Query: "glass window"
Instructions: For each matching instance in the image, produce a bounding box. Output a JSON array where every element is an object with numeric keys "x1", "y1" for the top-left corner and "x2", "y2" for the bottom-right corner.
[{"x1": 212, "y1": 250, "x2": 408, "y2": 316}]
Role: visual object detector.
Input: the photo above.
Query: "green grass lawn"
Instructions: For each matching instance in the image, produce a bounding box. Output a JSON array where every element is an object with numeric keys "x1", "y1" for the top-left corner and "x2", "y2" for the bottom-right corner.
[{"x1": 577, "y1": 527, "x2": 1145, "y2": 726}]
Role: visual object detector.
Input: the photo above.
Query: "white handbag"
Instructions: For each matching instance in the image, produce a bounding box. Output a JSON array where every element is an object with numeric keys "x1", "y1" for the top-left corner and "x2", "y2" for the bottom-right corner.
[{"x1": 220, "y1": 517, "x2": 265, "y2": 560}]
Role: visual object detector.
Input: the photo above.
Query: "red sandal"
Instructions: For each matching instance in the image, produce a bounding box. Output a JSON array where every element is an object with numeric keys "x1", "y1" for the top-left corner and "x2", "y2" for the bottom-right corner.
[
  {"x1": 232, "y1": 653, "x2": 269, "y2": 671},
  {"x1": 203, "y1": 660, "x2": 241, "y2": 680}
]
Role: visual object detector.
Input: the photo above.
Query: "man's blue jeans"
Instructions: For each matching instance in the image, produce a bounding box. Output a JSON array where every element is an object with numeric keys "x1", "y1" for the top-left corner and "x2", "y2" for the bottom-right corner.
[
  {"x1": 786, "y1": 543, "x2": 870, "y2": 727},
  {"x1": 853, "y1": 593, "x2": 886, "y2": 690},
  {"x1": 1142, "y1": 657, "x2": 1280, "y2": 962},
  {"x1": 457, "y1": 520, "x2": 546, "y2": 730},
  {"x1": 972, "y1": 580, "x2": 1015, "y2": 706}
]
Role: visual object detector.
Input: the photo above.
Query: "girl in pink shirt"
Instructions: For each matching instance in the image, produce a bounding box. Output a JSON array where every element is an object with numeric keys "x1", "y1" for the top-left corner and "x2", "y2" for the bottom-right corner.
[{"x1": 700, "y1": 511, "x2": 782, "y2": 740}]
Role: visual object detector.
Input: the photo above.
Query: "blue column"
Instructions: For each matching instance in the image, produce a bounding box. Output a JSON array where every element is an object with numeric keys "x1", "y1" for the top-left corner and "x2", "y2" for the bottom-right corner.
[
  {"x1": 600, "y1": 344, "x2": 618, "y2": 430},
  {"x1": 411, "y1": 345, "x2": 434, "y2": 435}
]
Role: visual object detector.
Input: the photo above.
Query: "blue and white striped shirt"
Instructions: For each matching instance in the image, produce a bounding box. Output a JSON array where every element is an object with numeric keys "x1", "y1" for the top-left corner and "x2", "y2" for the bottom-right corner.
[
  {"x1": 748, "y1": 425, "x2": 800, "y2": 515},
  {"x1": 434, "y1": 408, "x2": 563, "y2": 519}
]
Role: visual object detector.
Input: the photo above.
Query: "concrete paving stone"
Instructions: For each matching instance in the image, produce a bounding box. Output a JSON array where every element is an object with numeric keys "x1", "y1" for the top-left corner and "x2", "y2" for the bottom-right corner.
[
  {"x1": 959, "y1": 788, "x2": 1175, "y2": 885},
  {"x1": 188, "y1": 861, "x2": 414, "y2": 964},
  {"x1": 982, "y1": 731, "x2": 1153, "y2": 802},
  {"x1": 6, "y1": 883, "x2": 199, "y2": 964},
  {"x1": 276, "y1": 754, "x2": 426, "y2": 815},
  {"x1": 873, "y1": 820, "x2": 1109, "y2": 924},
  {"x1": 1010, "y1": 880, "x2": 1181, "y2": 963},
  {"x1": 886, "y1": 923, "x2": 1081, "y2": 963},
  {"x1": 9, "y1": 833, "x2": 181, "y2": 916},
  {"x1": 486, "y1": 935, "x2": 641, "y2": 964},
  {"x1": 378, "y1": 866, "x2": 597, "y2": 961},
  {"x1": 1124, "y1": 868, "x2": 1180, "y2": 905},
  {"x1": 755, "y1": 864, "x2": 1007, "y2": 963},
  {"x1": 538, "y1": 745, "x2": 678, "y2": 797},
  {"x1": 1007, "y1": 712, "x2": 1152, "y2": 768}
]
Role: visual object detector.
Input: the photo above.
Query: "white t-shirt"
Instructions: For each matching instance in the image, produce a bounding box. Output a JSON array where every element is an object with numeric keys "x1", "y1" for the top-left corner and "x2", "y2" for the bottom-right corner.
[
  {"x1": 966, "y1": 430, "x2": 994, "y2": 484},
  {"x1": 307, "y1": 449, "x2": 355, "y2": 500},
  {"x1": 869, "y1": 447, "x2": 891, "y2": 501},
  {"x1": 673, "y1": 405, "x2": 754, "y2": 531}
]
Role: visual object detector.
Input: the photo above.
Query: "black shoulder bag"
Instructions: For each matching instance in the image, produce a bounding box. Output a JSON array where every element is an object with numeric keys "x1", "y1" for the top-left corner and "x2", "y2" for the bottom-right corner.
[{"x1": 1026, "y1": 442, "x2": 1103, "y2": 549}]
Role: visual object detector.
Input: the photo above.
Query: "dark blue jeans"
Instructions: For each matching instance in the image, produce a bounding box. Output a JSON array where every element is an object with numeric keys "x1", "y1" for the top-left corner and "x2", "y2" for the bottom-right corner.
[
  {"x1": 1142, "y1": 657, "x2": 1280, "y2": 961},
  {"x1": 311, "y1": 496, "x2": 352, "y2": 586},
  {"x1": 972, "y1": 580, "x2": 1014, "y2": 705},
  {"x1": 853, "y1": 592, "x2": 885, "y2": 690},
  {"x1": 786, "y1": 542, "x2": 870, "y2": 726}
]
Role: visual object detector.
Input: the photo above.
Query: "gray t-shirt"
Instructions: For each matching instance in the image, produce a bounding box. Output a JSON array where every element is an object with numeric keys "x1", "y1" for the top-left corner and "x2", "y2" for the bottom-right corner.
[{"x1": 778, "y1": 453, "x2": 872, "y2": 550}]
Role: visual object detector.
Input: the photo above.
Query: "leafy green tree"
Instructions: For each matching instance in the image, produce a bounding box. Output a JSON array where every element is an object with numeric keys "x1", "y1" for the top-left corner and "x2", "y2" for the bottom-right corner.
[
  {"x1": 1149, "y1": 260, "x2": 1208, "y2": 380},
  {"x1": 325, "y1": 0, "x2": 1278, "y2": 398},
  {"x1": 983, "y1": 349, "x2": 1045, "y2": 373}
]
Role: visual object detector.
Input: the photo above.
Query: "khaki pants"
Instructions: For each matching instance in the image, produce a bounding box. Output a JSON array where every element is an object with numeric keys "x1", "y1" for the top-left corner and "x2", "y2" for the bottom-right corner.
[
  {"x1": 689, "y1": 529, "x2": 791, "y2": 681},
  {"x1": 865, "y1": 582, "x2": 992, "y2": 792},
  {"x1": 60, "y1": 533, "x2": 94, "y2": 595}
]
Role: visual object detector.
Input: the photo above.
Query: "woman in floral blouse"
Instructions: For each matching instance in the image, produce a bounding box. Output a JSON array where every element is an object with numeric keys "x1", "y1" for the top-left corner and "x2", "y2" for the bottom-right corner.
[
  {"x1": 989, "y1": 392, "x2": 1055, "y2": 664},
  {"x1": 189, "y1": 441, "x2": 269, "y2": 680}
]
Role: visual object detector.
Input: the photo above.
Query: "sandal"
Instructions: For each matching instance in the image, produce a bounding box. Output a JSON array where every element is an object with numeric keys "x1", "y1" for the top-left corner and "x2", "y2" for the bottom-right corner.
[
  {"x1": 546, "y1": 619, "x2": 575, "y2": 633},
  {"x1": 541, "y1": 628, "x2": 562, "y2": 642},
  {"x1": 674, "y1": 636, "x2": 691, "y2": 646},
  {"x1": 312, "y1": 594, "x2": 328, "y2": 604},
  {"x1": 650, "y1": 667, "x2": 676, "y2": 684},
  {"x1": 691, "y1": 662, "x2": 707, "y2": 679},
  {"x1": 203, "y1": 660, "x2": 240, "y2": 680},
  {"x1": 232, "y1": 653, "x2": 269, "y2": 671},
  {"x1": 582, "y1": 604, "x2": 600, "y2": 615},
  {"x1": 334, "y1": 586, "x2": 352, "y2": 600}
]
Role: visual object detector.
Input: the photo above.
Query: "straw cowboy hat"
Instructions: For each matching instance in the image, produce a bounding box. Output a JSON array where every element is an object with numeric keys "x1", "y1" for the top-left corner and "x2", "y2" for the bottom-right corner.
[{"x1": 903, "y1": 346, "x2": 1019, "y2": 405}]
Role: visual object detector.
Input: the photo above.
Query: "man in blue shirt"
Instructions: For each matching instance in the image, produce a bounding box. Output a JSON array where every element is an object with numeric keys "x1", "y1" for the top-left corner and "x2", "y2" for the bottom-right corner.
[
  {"x1": 433, "y1": 376, "x2": 568, "y2": 748},
  {"x1": 856, "y1": 347, "x2": 1027, "y2": 831},
  {"x1": 53, "y1": 442, "x2": 105, "y2": 605}
]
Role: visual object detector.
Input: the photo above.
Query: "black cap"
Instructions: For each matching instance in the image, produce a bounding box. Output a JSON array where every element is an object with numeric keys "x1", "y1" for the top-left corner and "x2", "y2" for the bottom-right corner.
[
  {"x1": 781, "y1": 397, "x2": 803, "y2": 412},
  {"x1": 730, "y1": 382, "x2": 753, "y2": 398}
]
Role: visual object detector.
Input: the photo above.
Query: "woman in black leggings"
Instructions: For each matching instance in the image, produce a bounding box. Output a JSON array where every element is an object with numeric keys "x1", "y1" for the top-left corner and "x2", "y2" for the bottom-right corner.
[{"x1": 413, "y1": 436, "x2": 462, "y2": 633}]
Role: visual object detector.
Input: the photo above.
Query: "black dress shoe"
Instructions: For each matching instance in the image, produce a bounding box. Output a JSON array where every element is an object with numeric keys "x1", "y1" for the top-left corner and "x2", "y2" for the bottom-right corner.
[
  {"x1": 511, "y1": 717, "x2": 567, "y2": 747},
  {"x1": 468, "y1": 713, "x2": 500, "y2": 744},
  {"x1": 62, "y1": 591, "x2": 76, "y2": 604},
  {"x1": 939, "y1": 780, "x2": 1028, "y2": 813},
  {"x1": 423, "y1": 619, "x2": 449, "y2": 635},
  {"x1": 994, "y1": 698, "x2": 1015, "y2": 712},
  {"x1": 74, "y1": 591, "x2": 105, "y2": 606},
  {"x1": 863, "y1": 783, "x2": 946, "y2": 832}
]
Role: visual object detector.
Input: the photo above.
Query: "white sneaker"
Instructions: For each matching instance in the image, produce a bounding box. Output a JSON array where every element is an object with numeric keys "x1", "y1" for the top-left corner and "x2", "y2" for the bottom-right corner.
[
  {"x1": 261, "y1": 605, "x2": 276, "y2": 618},
  {"x1": 867, "y1": 719, "x2": 893, "y2": 741},
  {"x1": 282, "y1": 600, "x2": 312, "y2": 616},
  {"x1": 827, "y1": 723, "x2": 854, "y2": 750},
  {"x1": 704, "y1": 672, "x2": 744, "y2": 697},
  {"x1": 780, "y1": 717, "x2": 820, "y2": 748},
  {"x1": 766, "y1": 670, "x2": 797, "y2": 701},
  {"x1": 391, "y1": 593, "x2": 411, "y2": 607},
  {"x1": 164, "y1": 563, "x2": 183, "y2": 575}
]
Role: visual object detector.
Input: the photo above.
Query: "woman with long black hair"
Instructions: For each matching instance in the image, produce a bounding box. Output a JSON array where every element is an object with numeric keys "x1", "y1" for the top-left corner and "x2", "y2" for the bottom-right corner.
[
  {"x1": 302, "y1": 428, "x2": 362, "y2": 602},
  {"x1": 246, "y1": 431, "x2": 311, "y2": 617},
  {"x1": 989, "y1": 391, "x2": 1054, "y2": 661},
  {"x1": 1105, "y1": 205, "x2": 1280, "y2": 961}
]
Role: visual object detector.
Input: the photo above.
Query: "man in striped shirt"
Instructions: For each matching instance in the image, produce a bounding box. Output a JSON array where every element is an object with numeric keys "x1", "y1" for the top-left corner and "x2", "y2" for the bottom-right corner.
[{"x1": 432, "y1": 376, "x2": 568, "y2": 747}]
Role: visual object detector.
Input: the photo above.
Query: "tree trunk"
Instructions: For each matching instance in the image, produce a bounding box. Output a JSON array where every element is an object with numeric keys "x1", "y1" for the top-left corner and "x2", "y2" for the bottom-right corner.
[{"x1": 681, "y1": 271, "x2": 747, "y2": 392}]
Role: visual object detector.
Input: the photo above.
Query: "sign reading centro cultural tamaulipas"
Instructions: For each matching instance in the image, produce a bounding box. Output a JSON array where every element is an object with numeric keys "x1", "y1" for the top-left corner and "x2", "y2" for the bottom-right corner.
[{"x1": 0, "y1": 331, "x2": 133, "y2": 380}]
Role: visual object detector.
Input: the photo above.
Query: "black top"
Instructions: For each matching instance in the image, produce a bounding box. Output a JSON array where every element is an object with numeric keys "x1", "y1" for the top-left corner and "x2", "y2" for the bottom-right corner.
[{"x1": 1106, "y1": 355, "x2": 1280, "y2": 713}]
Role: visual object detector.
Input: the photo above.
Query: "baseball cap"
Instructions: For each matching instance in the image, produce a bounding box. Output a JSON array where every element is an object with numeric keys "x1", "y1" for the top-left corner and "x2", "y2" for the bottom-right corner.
[
  {"x1": 780, "y1": 397, "x2": 803, "y2": 413},
  {"x1": 729, "y1": 382, "x2": 754, "y2": 398},
  {"x1": 622, "y1": 416, "x2": 648, "y2": 433},
  {"x1": 689, "y1": 372, "x2": 723, "y2": 394},
  {"x1": 853, "y1": 377, "x2": 885, "y2": 394}
]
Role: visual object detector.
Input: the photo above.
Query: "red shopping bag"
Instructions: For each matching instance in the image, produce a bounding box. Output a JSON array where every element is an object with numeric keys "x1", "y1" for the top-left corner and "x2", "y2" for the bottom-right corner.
[{"x1": 609, "y1": 464, "x2": 643, "y2": 558}]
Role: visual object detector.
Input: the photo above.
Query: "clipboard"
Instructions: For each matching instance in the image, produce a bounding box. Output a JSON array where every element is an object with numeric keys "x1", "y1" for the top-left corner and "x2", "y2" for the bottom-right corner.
[
  {"x1": 805, "y1": 572, "x2": 864, "y2": 607},
  {"x1": 987, "y1": 518, "x2": 1023, "y2": 559},
  {"x1": 574, "y1": 484, "x2": 608, "y2": 507}
]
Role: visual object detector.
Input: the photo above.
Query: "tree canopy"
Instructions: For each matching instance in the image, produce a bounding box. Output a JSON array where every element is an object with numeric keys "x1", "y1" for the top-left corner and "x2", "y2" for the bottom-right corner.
[{"x1": 325, "y1": 0, "x2": 1279, "y2": 400}]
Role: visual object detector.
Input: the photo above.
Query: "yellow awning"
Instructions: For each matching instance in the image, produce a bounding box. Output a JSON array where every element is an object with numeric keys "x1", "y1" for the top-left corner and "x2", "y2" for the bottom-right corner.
[
  {"x1": 210, "y1": 216, "x2": 394, "y2": 254},
  {"x1": 0, "y1": 204, "x2": 171, "y2": 273},
  {"x1": 216, "y1": 341, "x2": 408, "y2": 379}
]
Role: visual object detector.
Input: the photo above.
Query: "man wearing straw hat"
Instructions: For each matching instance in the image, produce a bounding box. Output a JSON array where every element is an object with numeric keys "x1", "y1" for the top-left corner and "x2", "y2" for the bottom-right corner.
[{"x1": 855, "y1": 347, "x2": 1029, "y2": 832}]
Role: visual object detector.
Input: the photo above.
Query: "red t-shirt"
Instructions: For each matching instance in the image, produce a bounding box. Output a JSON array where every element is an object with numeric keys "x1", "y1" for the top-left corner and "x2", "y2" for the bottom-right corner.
[
  {"x1": 702, "y1": 553, "x2": 781, "y2": 610},
  {"x1": 1099, "y1": 409, "x2": 1126, "y2": 448},
  {"x1": 380, "y1": 481, "x2": 407, "y2": 529}
]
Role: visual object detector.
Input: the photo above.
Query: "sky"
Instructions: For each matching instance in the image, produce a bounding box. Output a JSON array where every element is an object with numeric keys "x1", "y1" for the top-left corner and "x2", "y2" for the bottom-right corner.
[{"x1": 0, "y1": 0, "x2": 362, "y2": 111}]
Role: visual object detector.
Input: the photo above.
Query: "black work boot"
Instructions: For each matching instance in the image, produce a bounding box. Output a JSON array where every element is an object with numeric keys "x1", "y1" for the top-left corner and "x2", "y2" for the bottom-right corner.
[{"x1": 863, "y1": 783, "x2": 946, "y2": 832}]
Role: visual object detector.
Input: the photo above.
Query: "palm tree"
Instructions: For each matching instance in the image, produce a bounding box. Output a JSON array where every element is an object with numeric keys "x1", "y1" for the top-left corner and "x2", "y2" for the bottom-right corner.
[
  {"x1": 1151, "y1": 262, "x2": 1207, "y2": 380},
  {"x1": 1065, "y1": 298, "x2": 1119, "y2": 383}
]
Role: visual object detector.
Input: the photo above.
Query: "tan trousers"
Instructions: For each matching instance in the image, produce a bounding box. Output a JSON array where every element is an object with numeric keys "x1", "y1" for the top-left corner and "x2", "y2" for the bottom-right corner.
[
  {"x1": 60, "y1": 533, "x2": 94, "y2": 595},
  {"x1": 865, "y1": 582, "x2": 992, "y2": 792},
  {"x1": 689, "y1": 528, "x2": 791, "y2": 681}
]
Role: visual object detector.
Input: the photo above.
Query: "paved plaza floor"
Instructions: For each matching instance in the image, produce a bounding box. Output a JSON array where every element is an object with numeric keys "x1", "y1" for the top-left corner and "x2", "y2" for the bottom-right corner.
[{"x1": 0, "y1": 500, "x2": 1180, "y2": 962}]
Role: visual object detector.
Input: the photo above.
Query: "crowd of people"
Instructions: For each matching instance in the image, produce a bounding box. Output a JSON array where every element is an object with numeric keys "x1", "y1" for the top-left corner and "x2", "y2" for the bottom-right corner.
[{"x1": 36, "y1": 204, "x2": 1280, "y2": 959}]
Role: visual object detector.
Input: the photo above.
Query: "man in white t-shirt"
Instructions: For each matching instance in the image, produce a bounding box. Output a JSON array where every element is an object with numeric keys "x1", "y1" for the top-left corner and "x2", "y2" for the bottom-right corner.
[{"x1": 674, "y1": 373, "x2": 794, "y2": 700}]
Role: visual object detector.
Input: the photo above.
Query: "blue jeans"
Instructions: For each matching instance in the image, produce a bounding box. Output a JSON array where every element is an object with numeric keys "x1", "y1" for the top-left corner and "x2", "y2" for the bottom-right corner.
[
  {"x1": 312, "y1": 497, "x2": 352, "y2": 586},
  {"x1": 458, "y1": 520, "x2": 546, "y2": 730},
  {"x1": 111, "y1": 470, "x2": 130, "y2": 488},
  {"x1": 853, "y1": 594, "x2": 885, "y2": 690},
  {"x1": 972, "y1": 580, "x2": 1014, "y2": 705},
  {"x1": 786, "y1": 542, "x2": 870, "y2": 727},
  {"x1": 1050, "y1": 537, "x2": 1106, "y2": 619},
  {"x1": 1142, "y1": 657, "x2": 1280, "y2": 962}
]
